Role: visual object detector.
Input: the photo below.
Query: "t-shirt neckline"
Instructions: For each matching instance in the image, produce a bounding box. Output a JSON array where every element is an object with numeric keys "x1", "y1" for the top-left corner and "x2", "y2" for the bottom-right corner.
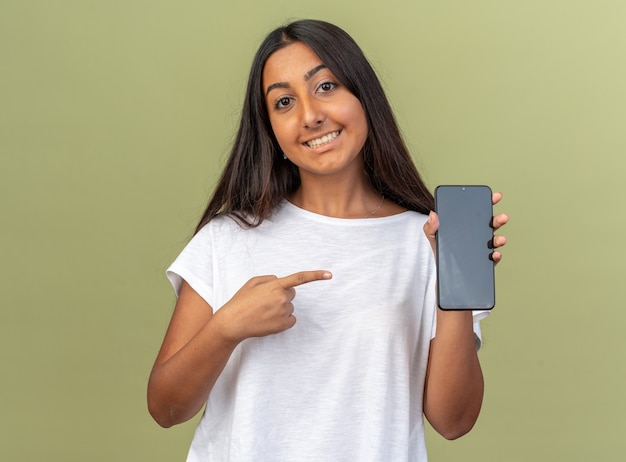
[{"x1": 280, "y1": 200, "x2": 413, "y2": 226}]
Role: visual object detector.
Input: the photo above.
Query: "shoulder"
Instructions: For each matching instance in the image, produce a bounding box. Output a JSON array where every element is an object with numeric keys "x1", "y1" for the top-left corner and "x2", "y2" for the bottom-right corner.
[
  {"x1": 376, "y1": 210, "x2": 432, "y2": 256},
  {"x1": 196, "y1": 213, "x2": 260, "y2": 237},
  {"x1": 379, "y1": 208, "x2": 429, "y2": 230},
  {"x1": 194, "y1": 212, "x2": 287, "y2": 250},
  {"x1": 377, "y1": 199, "x2": 429, "y2": 227}
]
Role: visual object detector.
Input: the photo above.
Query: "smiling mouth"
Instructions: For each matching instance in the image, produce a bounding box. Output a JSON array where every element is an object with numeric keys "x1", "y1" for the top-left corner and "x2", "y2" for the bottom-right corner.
[{"x1": 304, "y1": 130, "x2": 341, "y2": 149}]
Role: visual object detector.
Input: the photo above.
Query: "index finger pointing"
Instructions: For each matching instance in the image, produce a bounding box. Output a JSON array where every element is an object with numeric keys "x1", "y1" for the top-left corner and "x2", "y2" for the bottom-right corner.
[{"x1": 278, "y1": 270, "x2": 333, "y2": 288}]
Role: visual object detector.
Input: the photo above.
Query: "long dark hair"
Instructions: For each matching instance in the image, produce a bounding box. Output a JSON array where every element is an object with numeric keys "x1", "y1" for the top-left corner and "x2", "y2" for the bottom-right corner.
[{"x1": 195, "y1": 19, "x2": 434, "y2": 233}]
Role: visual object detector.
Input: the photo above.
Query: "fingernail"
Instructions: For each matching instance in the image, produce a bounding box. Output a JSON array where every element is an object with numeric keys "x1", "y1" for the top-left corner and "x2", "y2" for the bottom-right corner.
[{"x1": 323, "y1": 272, "x2": 332, "y2": 279}]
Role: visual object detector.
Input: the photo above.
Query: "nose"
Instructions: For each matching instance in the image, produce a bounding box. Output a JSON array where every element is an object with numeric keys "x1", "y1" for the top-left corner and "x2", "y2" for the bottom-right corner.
[{"x1": 299, "y1": 97, "x2": 325, "y2": 129}]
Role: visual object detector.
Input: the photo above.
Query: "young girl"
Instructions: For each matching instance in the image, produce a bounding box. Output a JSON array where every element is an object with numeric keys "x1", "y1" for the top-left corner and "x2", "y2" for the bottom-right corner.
[{"x1": 148, "y1": 19, "x2": 508, "y2": 462}]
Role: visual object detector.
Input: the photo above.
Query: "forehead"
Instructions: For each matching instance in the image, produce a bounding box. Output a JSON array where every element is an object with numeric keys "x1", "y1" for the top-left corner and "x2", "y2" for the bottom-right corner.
[{"x1": 262, "y1": 42, "x2": 325, "y2": 87}]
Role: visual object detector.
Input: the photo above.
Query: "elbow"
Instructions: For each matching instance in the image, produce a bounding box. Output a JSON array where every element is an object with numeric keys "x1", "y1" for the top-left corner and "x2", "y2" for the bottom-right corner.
[
  {"x1": 147, "y1": 381, "x2": 185, "y2": 428},
  {"x1": 147, "y1": 398, "x2": 177, "y2": 428},
  {"x1": 425, "y1": 403, "x2": 482, "y2": 441},
  {"x1": 437, "y1": 419, "x2": 477, "y2": 440},
  {"x1": 147, "y1": 387, "x2": 201, "y2": 428},
  {"x1": 147, "y1": 373, "x2": 206, "y2": 428},
  {"x1": 424, "y1": 378, "x2": 484, "y2": 440},
  {"x1": 147, "y1": 371, "x2": 188, "y2": 428}
]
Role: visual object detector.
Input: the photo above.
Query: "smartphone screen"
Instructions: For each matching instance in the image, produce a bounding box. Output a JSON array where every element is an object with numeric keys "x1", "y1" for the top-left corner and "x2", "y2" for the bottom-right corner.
[{"x1": 435, "y1": 185, "x2": 495, "y2": 310}]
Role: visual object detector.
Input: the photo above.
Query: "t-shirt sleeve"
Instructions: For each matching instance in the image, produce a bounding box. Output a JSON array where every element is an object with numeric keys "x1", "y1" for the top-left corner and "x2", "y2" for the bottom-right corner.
[
  {"x1": 166, "y1": 224, "x2": 215, "y2": 306},
  {"x1": 472, "y1": 310, "x2": 490, "y2": 350}
]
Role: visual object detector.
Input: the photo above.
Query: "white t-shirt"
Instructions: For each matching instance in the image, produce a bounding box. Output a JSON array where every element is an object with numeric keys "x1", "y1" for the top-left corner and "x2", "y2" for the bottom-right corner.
[{"x1": 167, "y1": 201, "x2": 486, "y2": 462}]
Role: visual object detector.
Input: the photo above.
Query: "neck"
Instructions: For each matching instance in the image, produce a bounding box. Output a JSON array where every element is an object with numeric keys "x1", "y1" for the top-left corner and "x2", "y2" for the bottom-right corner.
[{"x1": 290, "y1": 172, "x2": 382, "y2": 219}]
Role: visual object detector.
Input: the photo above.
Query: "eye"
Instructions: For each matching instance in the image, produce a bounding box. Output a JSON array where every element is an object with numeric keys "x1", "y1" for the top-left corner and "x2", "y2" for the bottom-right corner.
[
  {"x1": 274, "y1": 97, "x2": 292, "y2": 109},
  {"x1": 317, "y1": 81, "x2": 337, "y2": 93}
]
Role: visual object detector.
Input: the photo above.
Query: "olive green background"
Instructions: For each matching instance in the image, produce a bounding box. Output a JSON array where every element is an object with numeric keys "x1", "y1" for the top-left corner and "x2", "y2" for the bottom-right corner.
[{"x1": 2, "y1": 0, "x2": 624, "y2": 460}]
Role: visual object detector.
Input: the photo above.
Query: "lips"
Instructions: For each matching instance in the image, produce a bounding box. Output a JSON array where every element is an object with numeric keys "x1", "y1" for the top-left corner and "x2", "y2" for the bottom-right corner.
[{"x1": 303, "y1": 130, "x2": 341, "y2": 149}]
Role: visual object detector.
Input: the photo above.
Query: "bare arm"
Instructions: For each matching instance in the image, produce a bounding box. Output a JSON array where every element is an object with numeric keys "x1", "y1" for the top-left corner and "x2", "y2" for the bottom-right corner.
[
  {"x1": 147, "y1": 271, "x2": 332, "y2": 428},
  {"x1": 423, "y1": 310, "x2": 484, "y2": 439},
  {"x1": 147, "y1": 281, "x2": 237, "y2": 427}
]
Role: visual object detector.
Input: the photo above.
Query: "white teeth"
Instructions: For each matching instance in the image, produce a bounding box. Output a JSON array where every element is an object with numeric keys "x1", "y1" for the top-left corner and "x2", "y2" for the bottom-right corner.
[{"x1": 305, "y1": 130, "x2": 340, "y2": 148}]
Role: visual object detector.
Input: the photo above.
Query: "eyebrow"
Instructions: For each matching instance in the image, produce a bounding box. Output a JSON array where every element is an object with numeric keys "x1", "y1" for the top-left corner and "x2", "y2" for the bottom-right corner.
[
  {"x1": 304, "y1": 64, "x2": 327, "y2": 81},
  {"x1": 265, "y1": 64, "x2": 328, "y2": 96}
]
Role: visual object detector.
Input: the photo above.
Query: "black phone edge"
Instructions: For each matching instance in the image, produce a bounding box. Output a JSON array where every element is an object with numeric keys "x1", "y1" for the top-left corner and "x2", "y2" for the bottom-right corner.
[{"x1": 434, "y1": 185, "x2": 496, "y2": 311}]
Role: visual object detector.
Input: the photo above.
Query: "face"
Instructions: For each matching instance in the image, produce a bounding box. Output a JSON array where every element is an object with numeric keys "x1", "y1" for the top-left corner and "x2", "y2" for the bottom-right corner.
[{"x1": 262, "y1": 41, "x2": 369, "y2": 181}]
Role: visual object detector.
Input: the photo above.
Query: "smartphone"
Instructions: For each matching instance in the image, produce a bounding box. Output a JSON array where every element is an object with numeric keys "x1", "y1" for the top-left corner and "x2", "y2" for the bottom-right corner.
[{"x1": 435, "y1": 185, "x2": 495, "y2": 310}]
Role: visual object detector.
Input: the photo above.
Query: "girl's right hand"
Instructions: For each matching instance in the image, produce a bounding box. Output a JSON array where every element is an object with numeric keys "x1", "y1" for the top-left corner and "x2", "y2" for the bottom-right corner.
[{"x1": 214, "y1": 270, "x2": 332, "y2": 343}]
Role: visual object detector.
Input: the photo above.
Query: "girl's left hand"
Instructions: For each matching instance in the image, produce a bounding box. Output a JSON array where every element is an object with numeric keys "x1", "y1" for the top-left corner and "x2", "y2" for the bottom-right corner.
[{"x1": 423, "y1": 191, "x2": 509, "y2": 264}]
